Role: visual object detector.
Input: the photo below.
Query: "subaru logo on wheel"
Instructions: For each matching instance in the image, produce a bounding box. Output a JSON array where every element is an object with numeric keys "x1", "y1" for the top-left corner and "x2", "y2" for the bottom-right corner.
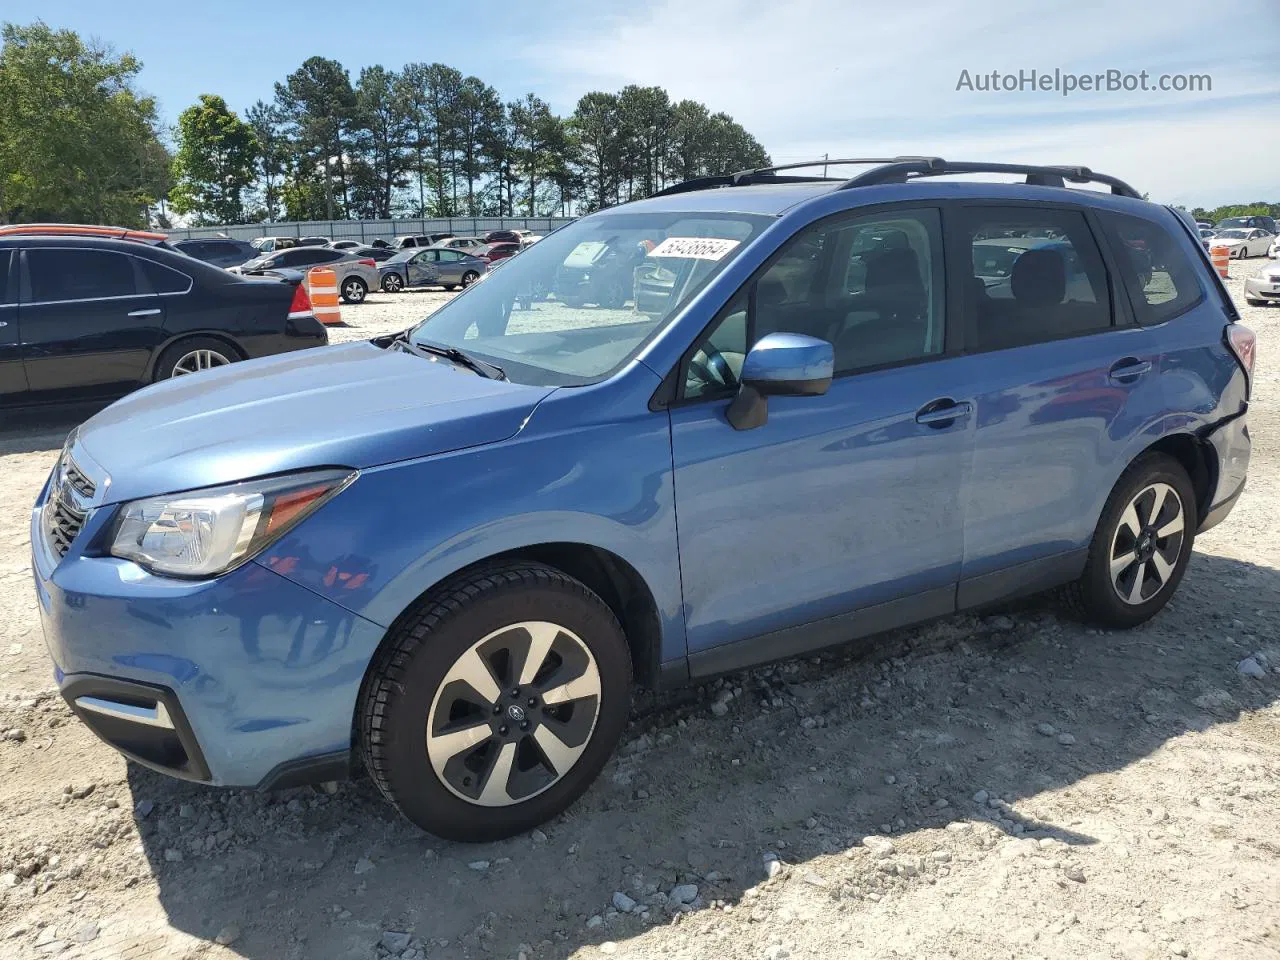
[{"x1": 507, "y1": 704, "x2": 526, "y2": 723}]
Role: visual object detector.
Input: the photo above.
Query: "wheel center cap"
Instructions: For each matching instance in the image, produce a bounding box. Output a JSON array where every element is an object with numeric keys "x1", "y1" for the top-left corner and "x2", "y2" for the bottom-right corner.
[{"x1": 507, "y1": 704, "x2": 526, "y2": 723}]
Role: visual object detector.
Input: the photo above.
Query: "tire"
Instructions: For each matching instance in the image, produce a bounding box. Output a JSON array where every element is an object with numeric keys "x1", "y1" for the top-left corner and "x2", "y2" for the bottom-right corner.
[
  {"x1": 359, "y1": 562, "x2": 632, "y2": 841},
  {"x1": 1246, "y1": 298, "x2": 1264, "y2": 306},
  {"x1": 443, "y1": 284, "x2": 458, "y2": 292},
  {"x1": 382, "y1": 272, "x2": 404, "y2": 293},
  {"x1": 153, "y1": 336, "x2": 238, "y2": 381},
  {"x1": 461, "y1": 270, "x2": 480, "y2": 288},
  {"x1": 1061, "y1": 453, "x2": 1197, "y2": 628},
  {"x1": 340, "y1": 276, "x2": 368, "y2": 304}
]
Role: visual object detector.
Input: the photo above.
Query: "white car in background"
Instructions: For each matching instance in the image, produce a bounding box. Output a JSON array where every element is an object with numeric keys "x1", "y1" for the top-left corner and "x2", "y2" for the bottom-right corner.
[
  {"x1": 1244, "y1": 261, "x2": 1280, "y2": 306},
  {"x1": 1270, "y1": 234, "x2": 1280, "y2": 259},
  {"x1": 1209, "y1": 228, "x2": 1273, "y2": 259}
]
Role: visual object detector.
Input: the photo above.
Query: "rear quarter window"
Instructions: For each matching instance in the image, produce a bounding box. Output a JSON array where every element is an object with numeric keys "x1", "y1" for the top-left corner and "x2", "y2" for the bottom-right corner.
[{"x1": 1099, "y1": 211, "x2": 1204, "y2": 323}]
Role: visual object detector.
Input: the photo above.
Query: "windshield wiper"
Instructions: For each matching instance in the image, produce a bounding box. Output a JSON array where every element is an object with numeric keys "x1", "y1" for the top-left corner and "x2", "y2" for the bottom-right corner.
[{"x1": 392, "y1": 332, "x2": 506, "y2": 380}]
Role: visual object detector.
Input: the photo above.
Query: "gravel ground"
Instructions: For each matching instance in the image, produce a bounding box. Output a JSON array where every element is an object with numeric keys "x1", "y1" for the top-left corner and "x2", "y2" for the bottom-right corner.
[{"x1": 1, "y1": 270, "x2": 1278, "y2": 960}]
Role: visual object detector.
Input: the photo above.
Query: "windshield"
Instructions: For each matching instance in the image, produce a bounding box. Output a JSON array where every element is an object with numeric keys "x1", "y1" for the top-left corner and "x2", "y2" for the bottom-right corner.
[
  {"x1": 408, "y1": 210, "x2": 772, "y2": 385},
  {"x1": 388, "y1": 249, "x2": 417, "y2": 263},
  {"x1": 1217, "y1": 229, "x2": 1249, "y2": 239}
]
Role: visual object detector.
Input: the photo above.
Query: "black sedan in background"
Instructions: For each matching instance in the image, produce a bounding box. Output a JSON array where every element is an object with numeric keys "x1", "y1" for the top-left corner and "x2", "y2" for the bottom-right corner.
[{"x1": 0, "y1": 225, "x2": 327, "y2": 406}]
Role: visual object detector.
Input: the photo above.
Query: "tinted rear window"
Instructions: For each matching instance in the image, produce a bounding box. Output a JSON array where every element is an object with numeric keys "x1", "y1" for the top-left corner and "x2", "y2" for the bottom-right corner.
[
  {"x1": 0, "y1": 250, "x2": 10, "y2": 303},
  {"x1": 140, "y1": 258, "x2": 193, "y2": 294},
  {"x1": 1098, "y1": 212, "x2": 1204, "y2": 323}
]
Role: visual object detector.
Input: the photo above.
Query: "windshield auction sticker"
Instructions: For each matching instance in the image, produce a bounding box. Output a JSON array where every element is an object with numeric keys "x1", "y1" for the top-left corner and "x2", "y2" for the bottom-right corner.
[{"x1": 647, "y1": 237, "x2": 741, "y2": 260}]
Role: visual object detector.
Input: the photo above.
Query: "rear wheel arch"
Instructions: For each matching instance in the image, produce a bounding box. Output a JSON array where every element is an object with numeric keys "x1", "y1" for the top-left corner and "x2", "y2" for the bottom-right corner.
[
  {"x1": 1142, "y1": 432, "x2": 1216, "y2": 523},
  {"x1": 145, "y1": 331, "x2": 247, "y2": 380}
]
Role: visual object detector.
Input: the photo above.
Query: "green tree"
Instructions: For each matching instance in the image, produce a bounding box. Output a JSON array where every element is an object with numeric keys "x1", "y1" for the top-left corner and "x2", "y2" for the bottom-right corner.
[
  {"x1": 246, "y1": 100, "x2": 288, "y2": 221},
  {"x1": 168, "y1": 94, "x2": 258, "y2": 225},
  {"x1": 274, "y1": 57, "x2": 357, "y2": 219},
  {"x1": 455, "y1": 76, "x2": 503, "y2": 216},
  {"x1": 0, "y1": 20, "x2": 168, "y2": 226},
  {"x1": 351, "y1": 65, "x2": 411, "y2": 218},
  {"x1": 617, "y1": 85, "x2": 671, "y2": 199},
  {"x1": 569, "y1": 92, "x2": 622, "y2": 212}
]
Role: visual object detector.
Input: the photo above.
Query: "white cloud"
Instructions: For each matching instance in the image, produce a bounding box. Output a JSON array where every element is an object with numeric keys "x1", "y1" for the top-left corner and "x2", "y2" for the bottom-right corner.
[{"x1": 526, "y1": 0, "x2": 1280, "y2": 206}]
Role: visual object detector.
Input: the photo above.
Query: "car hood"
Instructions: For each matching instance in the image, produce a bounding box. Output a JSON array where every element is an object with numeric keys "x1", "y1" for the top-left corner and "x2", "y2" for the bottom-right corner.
[
  {"x1": 76, "y1": 341, "x2": 554, "y2": 504},
  {"x1": 1210, "y1": 237, "x2": 1244, "y2": 247}
]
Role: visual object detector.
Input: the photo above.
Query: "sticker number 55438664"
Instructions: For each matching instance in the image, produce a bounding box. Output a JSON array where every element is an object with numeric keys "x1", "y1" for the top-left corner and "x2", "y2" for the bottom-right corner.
[{"x1": 647, "y1": 237, "x2": 741, "y2": 261}]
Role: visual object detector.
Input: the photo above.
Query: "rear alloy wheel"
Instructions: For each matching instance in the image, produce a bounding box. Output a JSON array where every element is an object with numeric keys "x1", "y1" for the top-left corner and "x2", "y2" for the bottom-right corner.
[
  {"x1": 382, "y1": 272, "x2": 404, "y2": 293},
  {"x1": 1062, "y1": 453, "x2": 1196, "y2": 628},
  {"x1": 341, "y1": 276, "x2": 368, "y2": 303},
  {"x1": 360, "y1": 562, "x2": 631, "y2": 841},
  {"x1": 461, "y1": 270, "x2": 480, "y2": 288},
  {"x1": 153, "y1": 336, "x2": 239, "y2": 382}
]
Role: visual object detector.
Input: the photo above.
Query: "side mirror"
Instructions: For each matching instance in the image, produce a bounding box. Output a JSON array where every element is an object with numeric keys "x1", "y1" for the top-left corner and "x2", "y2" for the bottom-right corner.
[{"x1": 727, "y1": 332, "x2": 834, "y2": 431}]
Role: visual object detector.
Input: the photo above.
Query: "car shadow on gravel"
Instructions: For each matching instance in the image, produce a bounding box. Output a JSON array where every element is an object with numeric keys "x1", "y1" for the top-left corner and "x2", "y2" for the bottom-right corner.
[
  {"x1": 127, "y1": 550, "x2": 1278, "y2": 960},
  {"x1": 0, "y1": 404, "x2": 103, "y2": 454}
]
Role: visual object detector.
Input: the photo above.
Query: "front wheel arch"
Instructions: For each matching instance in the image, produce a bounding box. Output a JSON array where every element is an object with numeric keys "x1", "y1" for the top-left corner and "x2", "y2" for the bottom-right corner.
[{"x1": 350, "y1": 543, "x2": 664, "y2": 768}]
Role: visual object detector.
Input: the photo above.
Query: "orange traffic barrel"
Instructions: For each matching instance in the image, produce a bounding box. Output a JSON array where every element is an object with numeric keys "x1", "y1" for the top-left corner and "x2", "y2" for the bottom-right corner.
[
  {"x1": 1209, "y1": 245, "x2": 1230, "y2": 279},
  {"x1": 306, "y1": 267, "x2": 342, "y2": 325}
]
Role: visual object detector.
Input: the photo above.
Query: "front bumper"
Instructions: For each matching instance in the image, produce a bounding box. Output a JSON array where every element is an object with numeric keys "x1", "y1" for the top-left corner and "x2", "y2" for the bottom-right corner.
[
  {"x1": 1243, "y1": 274, "x2": 1280, "y2": 301},
  {"x1": 31, "y1": 471, "x2": 386, "y2": 788}
]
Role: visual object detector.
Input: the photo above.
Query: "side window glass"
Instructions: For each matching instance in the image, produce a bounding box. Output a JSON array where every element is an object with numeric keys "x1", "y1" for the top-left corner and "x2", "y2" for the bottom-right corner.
[
  {"x1": 756, "y1": 208, "x2": 944, "y2": 374},
  {"x1": 26, "y1": 249, "x2": 137, "y2": 302},
  {"x1": 962, "y1": 208, "x2": 1111, "y2": 351},
  {"x1": 1098, "y1": 211, "x2": 1203, "y2": 322},
  {"x1": 0, "y1": 250, "x2": 10, "y2": 303},
  {"x1": 684, "y1": 294, "x2": 748, "y2": 400}
]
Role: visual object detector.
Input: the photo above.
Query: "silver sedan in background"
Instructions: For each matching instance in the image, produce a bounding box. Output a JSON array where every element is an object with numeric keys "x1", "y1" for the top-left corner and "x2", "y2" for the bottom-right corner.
[{"x1": 379, "y1": 246, "x2": 488, "y2": 292}]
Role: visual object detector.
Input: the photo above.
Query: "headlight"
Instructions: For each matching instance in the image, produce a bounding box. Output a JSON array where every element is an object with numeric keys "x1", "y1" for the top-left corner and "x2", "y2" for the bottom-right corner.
[{"x1": 110, "y1": 469, "x2": 355, "y2": 578}]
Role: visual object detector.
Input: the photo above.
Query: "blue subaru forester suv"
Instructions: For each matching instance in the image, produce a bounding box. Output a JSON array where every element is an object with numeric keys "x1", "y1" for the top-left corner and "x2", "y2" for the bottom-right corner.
[{"x1": 33, "y1": 158, "x2": 1253, "y2": 840}]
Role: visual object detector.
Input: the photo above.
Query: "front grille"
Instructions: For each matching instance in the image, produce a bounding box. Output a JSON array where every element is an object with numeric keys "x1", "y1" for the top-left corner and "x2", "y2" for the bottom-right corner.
[
  {"x1": 43, "y1": 452, "x2": 97, "y2": 560},
  {"x1": 45, "y1": 496, "x2": 87, "y2": 558}
]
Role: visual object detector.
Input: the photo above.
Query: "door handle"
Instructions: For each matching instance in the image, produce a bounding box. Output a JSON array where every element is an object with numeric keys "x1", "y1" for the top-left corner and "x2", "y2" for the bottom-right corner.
[
  {"x1": 127, "y1": 308, "x2": 162, "y2": 318},
  {"x1": 915, "y1": 398, "x2": 973, "y2": 427},
  {"x1": 1108, "y1": 358, "x2": 1152, "y2": 383}
]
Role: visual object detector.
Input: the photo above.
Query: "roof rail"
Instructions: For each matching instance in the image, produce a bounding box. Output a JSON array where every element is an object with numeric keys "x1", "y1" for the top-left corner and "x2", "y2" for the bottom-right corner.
[
  {"x1": 648, "y1": 157, "x2": 1142, "y2": 200},
  {"x1": 0, "y1": 223, "x2": 170, "y2": 242},
  {"x1": 838, "y1": 160, "x2": 1142, "y2": 198},
  {"x1": 650, "y1": 157, "x2": 937, "y2": 197}
]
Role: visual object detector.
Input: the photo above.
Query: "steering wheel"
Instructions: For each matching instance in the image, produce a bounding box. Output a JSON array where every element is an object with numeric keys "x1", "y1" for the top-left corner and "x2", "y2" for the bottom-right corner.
[{"x1": 688, "y1": 344, "x2": 734, "y2": 390}]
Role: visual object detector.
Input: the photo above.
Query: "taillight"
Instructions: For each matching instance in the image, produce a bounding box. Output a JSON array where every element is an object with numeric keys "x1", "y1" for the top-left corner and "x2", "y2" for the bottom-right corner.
[
  {"x1": 358, "y1": 258, "x2": 375, "y2": 267},
  {"x1": 1227, "y1": 322, "x2": 1256, "y2": 392},
  {"x1": 288, "y1": 283, "x2": 313, "y2": 319}
]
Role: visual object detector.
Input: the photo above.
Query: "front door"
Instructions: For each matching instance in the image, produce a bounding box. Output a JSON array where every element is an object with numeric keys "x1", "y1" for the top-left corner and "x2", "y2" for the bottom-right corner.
[
  {"x1": 407, "y1": 250, "x2": 440, "y2": 287},
  {"x1": 19, "y1": 246, "x2": 162, "y2": 400},
  {"x1": 669, "y1": 206, "x2": 972, "y2": 670}
]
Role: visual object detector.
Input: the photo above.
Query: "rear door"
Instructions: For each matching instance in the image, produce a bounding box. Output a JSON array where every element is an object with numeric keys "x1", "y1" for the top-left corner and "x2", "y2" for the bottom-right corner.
[
  {"x1": 0, "y1": 251, "x2": 26, "y2": 401},
  {"x1": 954, "y1": 203, "x2": 1164, "y2": 599},
  {"x1": 19, "y1": 246, "x2": 163, "y2": 400}
]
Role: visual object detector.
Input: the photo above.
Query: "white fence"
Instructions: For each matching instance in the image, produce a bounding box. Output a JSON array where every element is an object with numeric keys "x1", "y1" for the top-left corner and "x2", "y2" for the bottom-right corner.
[{"x1": 167, "y1": 217, "x2": 575, "y2": 243}]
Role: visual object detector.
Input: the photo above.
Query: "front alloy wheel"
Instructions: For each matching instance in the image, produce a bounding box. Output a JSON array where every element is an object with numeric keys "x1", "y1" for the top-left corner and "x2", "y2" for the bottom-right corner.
[
  {"x1": 382, "y1": 272, "x2": 404, "y2": 292},
  {"x1": 359, "y1": 562, "x2": 631, "y2": 841},
  {"x1": 426, "y1": 622, "x2": 601, "y2": 806}
]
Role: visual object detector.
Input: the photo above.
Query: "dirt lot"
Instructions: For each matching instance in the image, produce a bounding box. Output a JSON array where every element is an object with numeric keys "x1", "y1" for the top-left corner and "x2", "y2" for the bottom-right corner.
[{"x1": 1, "y1": 272, "x2": 1278, "y2": 960}]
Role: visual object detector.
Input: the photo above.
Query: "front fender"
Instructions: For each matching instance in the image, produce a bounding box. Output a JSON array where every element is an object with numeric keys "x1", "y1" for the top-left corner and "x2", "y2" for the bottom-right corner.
[{"x1": 255, "y1": 371, "x2": 687, "y2": 662}]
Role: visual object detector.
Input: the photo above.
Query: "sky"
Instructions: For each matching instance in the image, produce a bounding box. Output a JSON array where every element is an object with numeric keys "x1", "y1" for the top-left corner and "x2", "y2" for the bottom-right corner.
[{"x1": 26, "y1": 0, "x2": 1280, "y2": 208}]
